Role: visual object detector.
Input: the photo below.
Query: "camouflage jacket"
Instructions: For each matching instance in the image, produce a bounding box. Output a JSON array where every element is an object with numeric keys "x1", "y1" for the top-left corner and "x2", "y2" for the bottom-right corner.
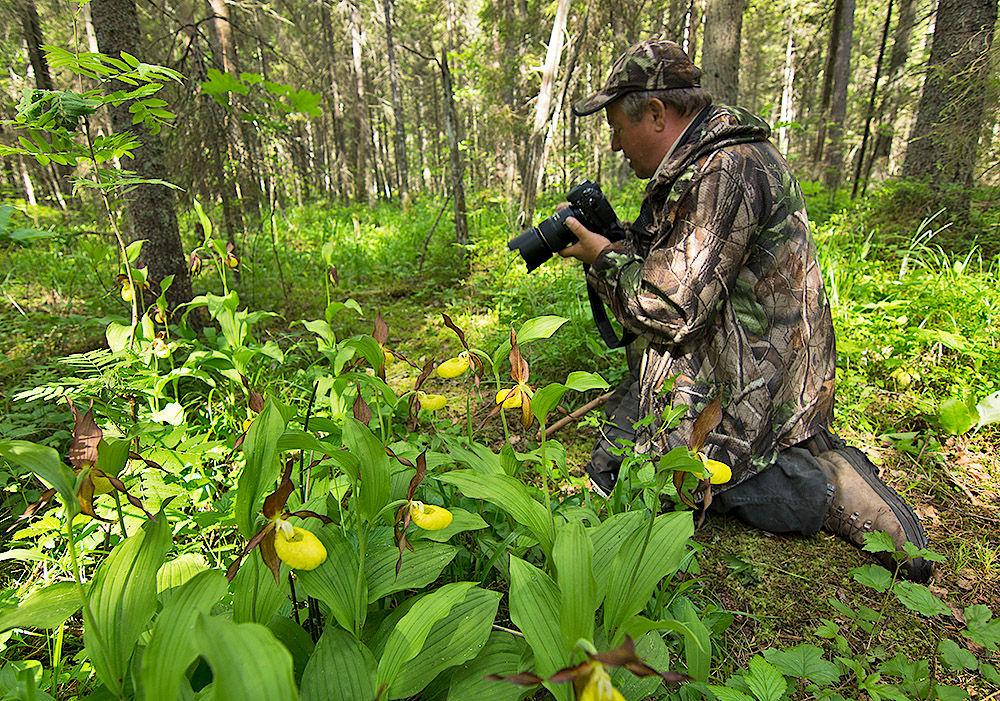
[{"x1": 586, "y1": 106, "x2": 836, "y2": 489}]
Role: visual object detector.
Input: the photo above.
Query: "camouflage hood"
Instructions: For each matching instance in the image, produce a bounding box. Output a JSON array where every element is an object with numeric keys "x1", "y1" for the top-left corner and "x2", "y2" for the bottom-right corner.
[{"x1": 649, "y1": 105, "x2": 772, "y2": 192}]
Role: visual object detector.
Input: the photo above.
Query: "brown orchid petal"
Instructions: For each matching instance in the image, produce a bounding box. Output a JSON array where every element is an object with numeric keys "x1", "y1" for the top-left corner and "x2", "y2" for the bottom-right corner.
[
  {"x1": 591, "y1": 635, "x2": 640, "y2": 667},
  {"x1": 485, "y1": 672, "x2": 544, "y2": 686},
  {"x1": 373, "y1": 312, "x2": 389, "y2": 345},
  {"x1": 259, "y1": 530, "x2": 282, "y2": 583},
  {"x1": 105, "y1": 474, "x2": 154, "y2": 519},
  {"x1": 689, "y1": 397, "x2": 722, "y2": 454},
  {"x1": 128, "y1": 451, "x2": 169, "y2": 472},
  {"x1": 67, "y1": 398, "x2": 101, "y2": 469},
  {"x1": 385, "y1": 446, "x2": 415, "y2": 468},
  {"x1": 188, "y1": 252, "x2": 202, "y2": 273},
  {"x1": 519, "y1": 395, "x2": 533, "y2": 430},
  {"x1": 406, "y1": 452, "x2": 428, "y2": 502},
  {"x1": 697, "y1": 482, "x2": 713, "y2": 529},
  {"x1": 286, "y1": 509, "x2": 333, "y2": 524},
  {"x1": 18, "y1": 488, "x2": 56, "y2": 522},
  {"x1": 548, "y1": 660, "x2": 592, "y2": 683},
  {"x1": 508, "y1": 328, "x2": 530, "y2": 384},
  {"x1": 263, "y1": 458, "x2": 296, "y2": 520},
  {"x1": 248, "y1": 390, "x2": 264, "y2": 413},
  {"x1": 353, "y1": 390, "x2": 372, "y2": 424},
  {"x1": 673, "y1": 471, "x2": 697, "y2": 509},
  {"x1": 328, "y1": 265, "x2": 339, "y2": 286},
  {"x1": 75, "y1": 475, "x2": 111, "y2": 522},
  {"x1": 413, "y1": 360, "x2": 436, "y2": 391},
  {"x1": 442, "y1": 313, "x2": 469, "y2": 349},
  {"x1": 395, "y1": 529, "x2": 409, "y2": 576},
  {"x1": 226, "y1": 522, "x2": 276, "y2": 582}
]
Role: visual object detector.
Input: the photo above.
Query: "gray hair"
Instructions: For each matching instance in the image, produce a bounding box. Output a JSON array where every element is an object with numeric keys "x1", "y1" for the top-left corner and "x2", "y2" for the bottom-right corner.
[{"x1": 618, "y1": 87, "x2": 713, "y2": 121}]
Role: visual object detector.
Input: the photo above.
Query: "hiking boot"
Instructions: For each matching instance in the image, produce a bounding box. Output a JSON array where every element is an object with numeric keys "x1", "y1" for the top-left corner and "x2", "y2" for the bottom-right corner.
[{"x1": 814, "y1": 447, "x2": 932, "y2": 582}]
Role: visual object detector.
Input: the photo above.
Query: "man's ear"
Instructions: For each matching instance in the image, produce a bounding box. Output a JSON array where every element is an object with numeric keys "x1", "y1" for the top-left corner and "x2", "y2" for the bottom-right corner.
[{"x1": 647, "y1": 98, "x2": 671, "y2": 130}]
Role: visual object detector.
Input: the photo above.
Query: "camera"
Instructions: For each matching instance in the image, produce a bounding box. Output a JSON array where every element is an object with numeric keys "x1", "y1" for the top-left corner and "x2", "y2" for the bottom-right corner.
[{"x1": 508, "y1": 180, "x2": 623, "y2": 271}]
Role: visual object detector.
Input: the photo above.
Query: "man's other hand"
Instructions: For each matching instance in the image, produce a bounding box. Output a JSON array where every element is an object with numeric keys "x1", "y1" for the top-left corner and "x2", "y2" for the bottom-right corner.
[{"x1": 559, "y1": 215, "x2": 612, "y2": 265}]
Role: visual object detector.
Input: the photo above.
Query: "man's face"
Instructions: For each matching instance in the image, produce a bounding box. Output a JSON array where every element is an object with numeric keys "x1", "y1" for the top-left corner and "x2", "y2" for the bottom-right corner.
[{"x1": 605, "y1": 99, "x2": 677, "y2": 179}]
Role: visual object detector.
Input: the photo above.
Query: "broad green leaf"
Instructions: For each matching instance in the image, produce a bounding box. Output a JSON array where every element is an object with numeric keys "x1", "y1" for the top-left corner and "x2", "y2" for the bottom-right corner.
[
  {"x1": 672, "y1": 598, "x2": 712, "y2": 682},
  {"x1": 267, "y1": 617, "x2": 315, "y2": 684},
  {"x1": 935, "y1": 686, "x2": 971, "y2": 701},
  {"x1": 231, "y1": 550, "x2": 287, "y2": 624},
  {"x1": 892, "y1": 581, "x2": 950, "y2": 618},
  {"x1": 508, "y1": 557, "x2": 571, "y2": 701},
  {"x1": 531, "y1": 383, "x2": 568, "y2": 425},
  {"x1": 341, "y1": 417, "x2": 390, "y2": 521},
  {"x1": 613, "y1": 629, "x2": 672, "y2": 700},
  {"x1": 156, "y1": 553, "x2": 209, "y2": 594},
  {"x1": 588, "y1": 511, "x2": 646, "y2": 603},
  {"x1": 300, "y1": 627, "x2": 376, "y2": 701},
  {"x1": 707, "y1": 686, "x2": 754, "y2": 701},
  {"x1": 553, "y1": 522, "x2": 597, "y2": 647},
  {"x1": 95, "y1": 437, "x2": 130, "y2": 478},
  {"x1": 763, "y1": 644, "x2": 841, "y2": 685},
  {"x1": 850, "y1": 564, "x2": 893, "y2": 593},
  {"x1": 0, "y1": 582, "x2": 81, "y2": 633},
  {"x1": 937, "y1": 639, "x2": 978, "y2": 672},
  {"x1": 390, "y1": 587, "x2": 501, "y2": 698},
  {"x1": 85, "y1": 511, "x2": 171, "y2": 695},
  {"x1": 603, "y1": 511, "x2": 693, "y2": 641},
  {"x1": 744, "y1": 656, "x2": 786, "y2": 701},
  {"x1": 142, "y1": 569, "x2": 227, "y2": 701},
  {"x1": 0, "y1": 440, "x2": 77, "y2": 516},
  {"x1": 861, "y1": 531, "x2": 897, "y2": 554},
  {"x1": 437, "y1": 471, "x2": 553, "y2": 553},
  {"x1": 937, "y1": 397, "x2": 978, "y2": 436},
  {"x1": 445, "y1": 631, "x2": 530, "y2": 701},
  {"x1": 365, "y1": 540, "x2": 457, "y2": 602},
  {"x1": 410, "y1": 507, "x2": 488, "y2": 542},
  {"x1": 295, "y1": 525, "x2": 362, "y2": 632},
  {"x1": 195, "y1": 613, "x2": 298, "y2": 700},
  {"x1": 236, "y1": 399, "x2": 287, "y2": 537},
  {"x1": 564, "y1": 371, "x2": 609, "y2": 392},
  {"x1": 376, "y1": 582, "x2": 475, "y2": 690},
  {"x1": 106, "y1": 321, "x2": 136, "y2": 353},
  {"x1": 517, "y1": 316, "x2": 568, "y2": 344},
  {"x1": 963, "y1": 604, "x2": 999, "y2": 650}
]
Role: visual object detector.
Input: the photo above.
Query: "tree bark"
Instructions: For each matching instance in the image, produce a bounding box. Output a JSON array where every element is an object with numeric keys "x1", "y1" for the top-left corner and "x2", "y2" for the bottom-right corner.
[
  {"x1": 701, "y1": 0, "x2": 744, "y2": 104},
  {"x1": 871, "y1": 0, "x2": 917, "y2": 169},
  {"x1": 778, "y1": 13, "x2": 796, "y2": 154},
  {"x1": 382, "y1": 0, "x2": 409, "y2": 204},
  {"x1": 902, "y1": 0, "x2": 997, "y2": 189},
  {"x1": 347, "y1": 0, "x2": 375, "y2": 205},
  {"x1": 439, "y1": 49, "x2": 468, "y2": 245},
  {"x1": 91, "y1": 0, "x2": 193, "y2": 310},
  {"x1": 519, "y1": 0, "x2": 572, "y2": 226},
  {"x1": 208, "y1": 0, "x2": 239, "y2": 73},
  {"x1": 17, "y1": 0, "x2": 52, "y2": 90},
  {"x1": 814, "y1": 0, "x2": 855, "y2": 188},
  {"x1": 852, "y1": 0, "x2": 893, "y2": 198}
]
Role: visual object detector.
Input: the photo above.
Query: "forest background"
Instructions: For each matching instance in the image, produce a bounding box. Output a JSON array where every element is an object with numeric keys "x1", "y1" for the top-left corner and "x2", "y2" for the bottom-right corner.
[{"x1": 1, "y1": 0, "x2": 999, "y2": 697}]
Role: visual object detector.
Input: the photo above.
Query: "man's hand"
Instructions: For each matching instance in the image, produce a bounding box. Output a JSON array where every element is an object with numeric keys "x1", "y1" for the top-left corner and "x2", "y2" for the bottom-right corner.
[{"x1": 557, "y1": 213, "x2": 612, "y2": 265}]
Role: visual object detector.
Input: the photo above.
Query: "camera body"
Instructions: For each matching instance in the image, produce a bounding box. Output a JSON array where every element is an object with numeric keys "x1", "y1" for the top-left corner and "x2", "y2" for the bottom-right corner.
[{"x1": 508, "y1": 180, "x2": 623, "y2": 272}]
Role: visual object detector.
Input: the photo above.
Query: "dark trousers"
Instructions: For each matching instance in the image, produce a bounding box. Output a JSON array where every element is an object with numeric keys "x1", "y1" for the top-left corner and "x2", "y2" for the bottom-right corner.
[{"x1": 587, "y1": 374, "x2": 835, "y2": 536}]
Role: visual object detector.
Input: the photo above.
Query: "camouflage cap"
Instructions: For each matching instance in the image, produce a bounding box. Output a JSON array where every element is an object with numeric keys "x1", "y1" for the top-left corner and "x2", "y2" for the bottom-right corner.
[{"x1": 573, "y1": 39, "x2": 702, "y2": 117}]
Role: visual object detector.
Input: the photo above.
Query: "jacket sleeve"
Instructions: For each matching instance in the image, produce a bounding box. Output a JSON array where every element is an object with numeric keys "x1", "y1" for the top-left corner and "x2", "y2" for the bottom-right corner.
[{"x1": 586, "y1": 157, "x2": 762, "y2": 345}]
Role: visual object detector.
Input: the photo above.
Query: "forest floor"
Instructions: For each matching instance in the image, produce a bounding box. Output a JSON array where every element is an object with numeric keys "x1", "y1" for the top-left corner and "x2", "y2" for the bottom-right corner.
[{"x1": 2, "y1": 187, "x2": 999, "y2": 693}]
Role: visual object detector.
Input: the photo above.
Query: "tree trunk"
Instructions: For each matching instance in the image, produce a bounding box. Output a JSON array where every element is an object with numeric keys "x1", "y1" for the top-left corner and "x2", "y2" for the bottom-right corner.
[
  {"x1": 91, "y1": 0, "x2": 193, "y2": 310},
  {"x1": 778, "y1": 13, "x2": 796, "y2": 154},
  {"x1": 348, "y1": 1, "x2": 375, "y2": 205},
  {"x1": 701, "y1": 0, "x2": 744, "y2": 104},
  {"x1": 208, "y1": 0, "x2": 239, "y2": 73},
  {"x1": 17, "y1": 0, "x2": 52, "y2": 90},
  {"x1": 852, "y1": 0, "x2": 894, "y2": 198},
  {"x1": 902, "y1": 0, "x2": 996, "y2": 189},
  {"x1": 382, "y1": 0, "x2": 409, "y2": 205},
  {"x1": 822, "y1": 0, "x2": 855, "y2": 190},
  {"x1": 439, "y1": 49, "x2": 468, "y2": 246},
  {"x1": 519, "y1": 0, "x2": 571, "y2": 226}
]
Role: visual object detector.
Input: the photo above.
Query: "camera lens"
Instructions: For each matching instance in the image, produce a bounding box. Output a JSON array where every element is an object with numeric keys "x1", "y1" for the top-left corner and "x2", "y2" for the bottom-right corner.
[{"x1": 507, "y1": 209, "x2": 577, "y2": 272}]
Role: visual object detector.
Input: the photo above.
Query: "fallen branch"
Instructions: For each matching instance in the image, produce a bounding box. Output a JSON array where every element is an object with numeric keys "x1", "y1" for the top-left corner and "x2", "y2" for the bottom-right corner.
[{"x1": 539, "y1": 390, "x2": 615, "y2": 440}]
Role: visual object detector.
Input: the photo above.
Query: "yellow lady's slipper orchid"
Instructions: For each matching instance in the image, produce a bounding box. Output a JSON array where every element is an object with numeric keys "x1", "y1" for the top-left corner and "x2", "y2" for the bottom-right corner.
[
  {"x1": 120, "y1": 283, "x2": 134, "y2": 303},
  {"x1": 242, "y1": 417, "x2": 254, "y2": 433},
  {"x1": 92, "y1": 472, "x2": 114, "y2": 496},
  {"x1": 273, "y1": 522, "x2": 327, "y2": 571},
  {"x1": 153, "y1": 307, "x2": 166, "y2": 324},
  {"x1": 495, "y1": 386, "x2": 522, "y2": 410},
  {"x1": 224, "y1": 254, "x2": 239, "y2": 269},
  {"x1": 151, "y1": 337, "x2": 170, "y2": 359},
  {"x1": 698, "y1": 452, "x2": 732, "y2": 485},
  {"x1": 383, "y1": 347, "x2": 395, "y2": 365},
  {"x1": 579, "y1": 663, "x2": 625, "y2": 701},
  {"x1": 437, "y1": 352, "x2": 471, "y2": 379},
  {"x1": 409, "y1": 501, "x2": 453, "y2": 530},
  {"x1": 416, "y1": 391, "x2": 447, "y2": 411}
]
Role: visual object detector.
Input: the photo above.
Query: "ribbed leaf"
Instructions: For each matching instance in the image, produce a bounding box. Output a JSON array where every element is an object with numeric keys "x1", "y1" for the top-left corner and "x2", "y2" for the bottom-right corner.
[
  {"x1": 365, "y1": 540, "x2": 457, "y2": 602},
  {"x1": 588, "y1": 511, "x2": 646, "y2": 604},
  {"x1": 0, "y1": 440, "x2": 77, "y2": 515},
  {"x1": 744, "y1": 656, "x2": 787, "y2": 701},
  {"x1": 341, "y1": 417, "x2": 390, "y2": 521},
  {"x1": 672, "y1": 597, "x2": 712, "y2": 682},
  {"x1": 389, "y1": 587, "x2": 501, "y2": 698},
  {"x1": 231, "y1": 550, "x2": 287, "y2": 624},
  {"x1": 300, "y1": 627, "x2": 376, "y2": 701},
  {"x1": 142, "y1": 569, "x2": 228, "y2": 701},
  {"x1": 195, "y1": 613, "x2": 299, "y2": 700},
  {"x1": 410, "y1": 508, "x2": 488, "y2": 543},
  {"x1": 156, "y1": 553, "x2": 209, "y2": 594},
  {"x1": 376, "y1": 582, "x2": 475, "y2": 690},
  {"x1": 446, "y1": 631, "x2": 531, "y2": 701},
  {"x1": 85, "y1": 511, "x2": 171, "y2": 695},
  {"x1": 236, "y1": 399, "x2": 287, "y2": 537},
  {"x1": 602, "y1": 511, "x2": 693, "y2": 642},
  {"x1": 0, "y1": 582, "x2": 81, "y2": 633},
  {"x1": 437, "y1": 471, "x2": 553, "y2": 553},
  {"x1": 553, "y1": 522, "x2": 597, "y2": 647},
  {"x1": 295, "y1": 525, "x2": 361, "y2": 632},
  {"x1": 508, "y1": 557, "x2": 571, "y2": 701}
]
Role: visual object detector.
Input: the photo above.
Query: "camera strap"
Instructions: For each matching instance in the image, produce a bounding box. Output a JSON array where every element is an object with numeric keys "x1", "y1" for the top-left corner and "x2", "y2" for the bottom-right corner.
[{"x1": 585, "y1": 272, "x2": 637, "y2": 349}]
